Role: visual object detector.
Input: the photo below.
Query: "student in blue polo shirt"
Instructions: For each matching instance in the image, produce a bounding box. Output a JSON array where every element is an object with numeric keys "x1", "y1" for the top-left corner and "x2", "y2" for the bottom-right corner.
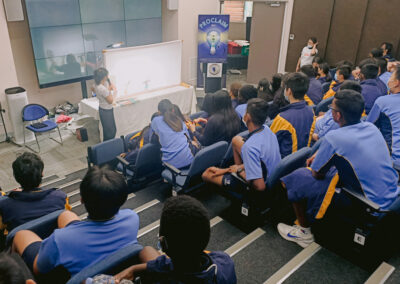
[
  {"x1": 114, "y1": 195, "x2": 237, "y2": 283},
  {"x1": 300, "y1": 65, "x2": 323, "y2": 105},
  {"x1": 234, "y1": 85, "x2": 257, "y2": 120},
  {"x1": 151, "y1": 99, "x2": 194, "y2": 169},
  {"x1": 376, "y1": 57, "x2": 391, "y2": 90},
  {"x1": 202, "y1": 98, "x2": 281, "y2": 193},
  {"x1": 0, "y1": 152, "x2": 69, "y2": 233},
  {"x1": 313, "y1": 80, "x2": 362, "y2": 141},
  {"x1": 323, "y1": 65, "x2": 352, "y2": 100},
  {"x1": 270, "y1": 72, "x2": 315, "y2": 158},
  {"x1": 359, "y1": 63, "x2": 387, "y2": 114},
  {"x1": 367, "y1": 66, "x2": 400, "y2": 162},
  {"x1": 13, "y1": 166, "x2": 141, "y2": 277},
  {"x1": 278, "y1": 90, "x2": 399, "y2": 248}
]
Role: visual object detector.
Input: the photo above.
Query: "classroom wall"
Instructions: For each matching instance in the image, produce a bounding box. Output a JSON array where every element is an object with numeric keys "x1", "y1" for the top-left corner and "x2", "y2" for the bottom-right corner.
[
  {"x1": 229, "y1": 22, "x2": 246, "y2": 40},
  {"x1": 0, "y1": 2, "x2": 19, "y2": 137}
]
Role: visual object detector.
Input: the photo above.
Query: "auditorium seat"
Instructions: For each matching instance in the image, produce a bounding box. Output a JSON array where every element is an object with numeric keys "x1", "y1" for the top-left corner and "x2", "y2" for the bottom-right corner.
[
  {"x1": 219, "y1": 130, "x2": 249, "y2": 168},
  {"x1": 162, "y1": 141, "x2": 228, "y2": 196},
  {"x1": 87, "y1": 138, "x2": 125, "y2": 168},
  {"x1": 315, "y1": 97, "x2": 334, "y2": 115}
]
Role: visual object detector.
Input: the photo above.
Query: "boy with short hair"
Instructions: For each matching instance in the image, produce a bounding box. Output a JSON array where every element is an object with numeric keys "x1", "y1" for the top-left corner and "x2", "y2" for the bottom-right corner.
[
  {"x1": 0, "y1": 152, "x2": 69, "y2": 233},
  {"x1": 13, "y1": 166, "x2": 140, "y2": 277},
  {"x1": 270, "y1": 72, "x2": 315, "y2": 158},
  {"x1": 323, "y1": 65, "x2": 352, "y2": 100},
  {"x1": 202, "y1": 98, "x2": 281, "y2": 193},
  {"x1": 234, "y1": 85, "x2": 257, "y2": 119},
  {"x1": 300, "y1": 65, "x2": 323, "y2": 105},
  {"x1": 359, "y1": 63, "x2": 387, "y2": 114},
  {"x1": 114, "y1": 195, "x2": 237, "y2": 283}
]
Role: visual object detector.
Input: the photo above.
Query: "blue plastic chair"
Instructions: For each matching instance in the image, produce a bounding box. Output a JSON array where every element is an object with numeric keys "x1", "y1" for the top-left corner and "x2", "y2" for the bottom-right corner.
[
  {"x1": 22, "y1": 104, "x2": 63, "y2": 152},
  {"x1": 87, "y1": 138, "x2": 125, "y2": 168},
  {"x1": 162, "y1": 141, "x2": 229, "y2": 195},
  {"x1": 66, "y1": 243, "x2": 143, "y2": 284},
  {"x1": 219, "y1": 130, "x2": 249, "y2": 168},
  {"x1": 315, "y1": 97, "x2": 334, "y2": 115},
  {"x1": 5, "y1": 209, "x2": 64, "y2": 248}
]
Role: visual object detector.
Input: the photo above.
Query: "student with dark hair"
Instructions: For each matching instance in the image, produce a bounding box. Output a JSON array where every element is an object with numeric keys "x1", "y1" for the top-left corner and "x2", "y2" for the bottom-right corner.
[
  {"x1": 367, "y1": 66, "x2": 400, "y2": 162},
  {"x1": 271, "y1": 73, "x2": 284, "y2": 95},
  {"x1": 13, "y1": 166, "x2": 140, "y2": 277},
  {"x1": 0, "y1": 153, "x2": 68, "y2": 234},
  {"x1": 376, "y1": 57, "x2": 392, "y2": 88},
  {"x1": 300, "y1": 65, "x2": 323, "y2": 105},
  {"x1": 189, "y1": 90, "x2": 241, "y2": 146},
  {"x1": 296, "y1": 37, "x2": 318, "y2": 71},
  {"x1": 381, "y1": 42, "x2": 395, "y2": 62},
  {"x1": 202, "y1": 98, "x2": 281, "y2": 193},
  {"x1": 114, "y1": 195, "x2": 237, "y2": 283},
  {"x1": 369, "y1": 47, "x2": 384, "y2": 59},
  {"x1": 270, "y1": 73, "x2": 315, "y2": 158},
  {"x1": 313, "y1": 81, "x2": 362, "y2": 141},
  {"x1": 359, "y1": 63, "x2": 386, "y2": 114},
  {"x1": 151, "y1": 99, "x2": 194, "y2": 169},
  {"x1": 0, "y1": 253, "x2": 36, "y2": 284},
  {"x1": 317, "y1": 62, "x2": 332, "y2": 84},
  {"x1": 323, "y1": 65, "x2": 352, "y2": 100},
  {"x1": 278, "y1": 90, "x2": 399, "y2": 248},
  {"x1": 93, "y1": 67, "x2": 117, "y2": 141},
  {"x1": 268, "y1": 74, "x2": 289, "y2": 120},
  {"x1": 235, "y1": 85, "x2": 258, "y2": 120},
  {"x1": 229, "y1": 82, "x2": 242, "y2": 109},
  {"x1": 257, "y1": 78, "x2": 274, "y2": 102}
]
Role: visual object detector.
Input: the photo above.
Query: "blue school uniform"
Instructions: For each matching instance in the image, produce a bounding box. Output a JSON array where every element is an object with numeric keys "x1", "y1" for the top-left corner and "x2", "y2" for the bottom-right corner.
[
  {"x1": 314, "y1": 110, "x2": 339, "y2": 139},
  {"x1": 270, "y1": 101, "x2": 315, "y2": 158},
  {"x1": 151, "y1": 116, "x2": 194, "y2": 169},
  {"x1": 317, "y1": 76, "x2": 330, "y2": 85},
  {"x1": 231, "y1": 99, "x2": 239, "y2": 109},
  {"x1": 282, "y1": 122, "x2": 399, "y2": 221},
  {"x1": 361, "y1": 79, "x2": 387, "y2": 114},
  {"x1": 376, "y1": 78, "x2": 389, "y2": 95},
  {"x1": 379, "y1": 72, "x2": 392, "y2": 88},
  {"x1": 235, "y1": 103, "x2": 247, "y2": 119},
  {"x1": 306, "y1": 78, "x2": 323, "y2": 105},
  {"x1": 323, "y1": 81, "x2": 343, "y2": 100},
  {"x1": 367, "y1": 92, "x2": 400, "y2": 162},
  {"x1": 241, "y1": 126, "x2": 281, "y2": 181},
  {"x1": 36, "y1": 209, "x2": 139, "y2": 276}
]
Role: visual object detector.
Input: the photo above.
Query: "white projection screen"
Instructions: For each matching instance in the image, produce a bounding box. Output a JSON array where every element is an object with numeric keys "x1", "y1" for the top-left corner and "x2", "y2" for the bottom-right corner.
[{"x1": 103, "y1": 40, "x2": 182, "y2": 98}]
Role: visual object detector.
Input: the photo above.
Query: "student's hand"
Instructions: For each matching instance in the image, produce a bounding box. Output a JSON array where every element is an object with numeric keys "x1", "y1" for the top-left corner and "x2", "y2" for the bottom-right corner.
[
  {"x1": 114, "y1": 267, "x2": 135, "y2": 283},
  {"x1": 306, "y1": 153, "x2": 317, "y2": 167},
  {"x1": 314, "y1": 42, "x2": 319, "y2": 48},
  {"x1": 229, "y1": 165, "x2": 243, "y2": 173},
  {"x1": 352, "y1": 69, "x2": 360, "y2": 80},
  {"x1": 194, "y1": 118, "x2": 207, "y2": 124},
  {"x1": 188, "y1": 122, "x2": 196, "y2": 133},
  {"x1": 120, "y1": 153, "x2": 127, "y2": 158},
  {"x1": 209, "y1": 167, "x2": 229, "y2": 177}
]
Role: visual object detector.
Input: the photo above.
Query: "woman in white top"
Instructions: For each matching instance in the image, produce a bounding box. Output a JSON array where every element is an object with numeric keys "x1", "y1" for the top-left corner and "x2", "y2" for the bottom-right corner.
[
  {"x1": 296, "y1": 37, "x2": 318, "y2": 72},
  {"x1": 93, "y1": 68, "x2": 117, "y2": 141}
]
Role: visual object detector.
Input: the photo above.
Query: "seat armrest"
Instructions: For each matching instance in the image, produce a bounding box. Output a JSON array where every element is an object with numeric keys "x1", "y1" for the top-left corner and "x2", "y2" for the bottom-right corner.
[
  {"x1": 230, "y1": 172, "x2": 248, "y2": 185},
  {"x1": 341, "y1": 187, "x2": 381, "y2": 212},
  {"x1": 163, "y1": 162, "x2": 182, "y2": 175},
  {"x1": 116, "y1": 155, "x2": 130, "y2": 167}
]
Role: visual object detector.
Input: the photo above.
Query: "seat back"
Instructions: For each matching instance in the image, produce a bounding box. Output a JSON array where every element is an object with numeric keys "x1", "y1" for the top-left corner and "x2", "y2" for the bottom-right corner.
[
  {"x1": 87, "y1": 138, "x2": 125, "y2": 167},
  {"x1": 315, "y1": 97, "x2": 334, "y2": 114},
  {"x1": 135, "y1": 143, "x2": 162, "y2": 177},
  {"x1": 310, "y1": 137, "x2": 324, "y2": 155},
  {"x1": 189, "y1": 111, "x2": 208, "y2": 120},
  {"x1": 266, "y1": 147, "x2": 312, "y2": 189},
  {"x1": 220, "y1": 130, "x2": 249, "y2": 168},
  {"x1": 187, "y1": 141, "x2": 228, "y2": 180},
  {"x1": 6, "y1": 209, "x2": 64, "y2": 247},
  {"x1": 66, "y1": 243, "x2": 143, "y2": 284},
  {"x1": 122, "y1": 131, "x2": 141, "y2": 151},
  {"x1": 22, "y1": 104, "x2": 49, "y2": 122}
]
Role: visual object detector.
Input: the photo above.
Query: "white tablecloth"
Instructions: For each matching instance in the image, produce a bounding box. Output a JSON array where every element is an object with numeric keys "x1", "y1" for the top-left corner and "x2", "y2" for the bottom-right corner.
[{"x1": 79, "y1": 85, "x2": 197, "y2": 139}]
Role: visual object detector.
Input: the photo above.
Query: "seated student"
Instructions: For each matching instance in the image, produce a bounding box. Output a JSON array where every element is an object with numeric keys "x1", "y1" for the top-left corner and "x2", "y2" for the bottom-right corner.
[
  {"x1": 300, "y1": 65, "x2": 323, "y2": 105},
  {"x1": 151, "y1": 99, "x2": 195, "y2": 169},
  {"x1": 0, "y1": 153, "x2": 69, "y2": 233},
  {"x1": 229, "y1": 82, "x2": 242, "y2": 109},
  {"x1": 369, "y1": 47, "x2": 383, "y2": 59},
  {"x1": 270, "y1": 72, "x2": 315, "y2": 158},
  {"x1": 235, "y1": 85, "x2": 258, "y2": 120},
  {"x1": 0, "y1": 253, "x2": 36, "y2": 284},
  {"x1": 359, "y1": 63, "x2": 387, "y2": 114},
  {"x1": 114, "y1": 195, "x2": 237, "y2": 283},
  {"x1": 313, "y1": 80, "x2": 362, "y2": 141},
  {"x1": 278, "y1": 90, "x2": 399, "y2": 248},
  {"x1": 323, "y1": 65, "x2": 352, "y2": 100},
  {"x1": 189, "y1": 90, "x2": 241, "y2": 147},
  {"x1": 13, "y1": 166, "x2": 140, "y2": 277},
  {"x1": 312, "y1": 56, "x2": 324, "y2": 73},
  {"x1": 376, "y1": 57, "x2": 392, "y2": 89},
  {"x1": 317, "y1": 62, "x2": 332, "y2": 84},
  {"x1": 381, "y1": 42, "x2": 395, "y2": 62},
  {"x1": 257, "y1": 78, "x2": 274, "y2": 102},
  {"x1": 367, "y1": 65, "x2": 400, "y2": 162},
  {"x1": 202, "y1": 99, "x2": 281, "y2": 193},
  {"x1": 268, "y1": 74, "x2": 290, "y2": 120}
]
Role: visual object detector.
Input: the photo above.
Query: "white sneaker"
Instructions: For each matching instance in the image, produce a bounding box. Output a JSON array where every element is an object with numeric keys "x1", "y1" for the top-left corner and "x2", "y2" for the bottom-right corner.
[{"x1": 277, "y1": 223, "x2": 315, "y2": 248}]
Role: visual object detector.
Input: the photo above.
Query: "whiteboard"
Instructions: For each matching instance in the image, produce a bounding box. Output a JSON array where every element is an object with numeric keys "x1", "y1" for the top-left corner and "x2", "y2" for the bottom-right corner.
[{"x1": 103, "y1": 40, "x2": 182, "y2": 98}]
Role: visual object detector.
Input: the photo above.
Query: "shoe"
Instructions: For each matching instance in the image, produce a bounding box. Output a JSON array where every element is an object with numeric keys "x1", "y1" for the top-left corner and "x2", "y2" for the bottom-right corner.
[{"x1": 277, "y1": 223, "x2": 314, "y2": 248}]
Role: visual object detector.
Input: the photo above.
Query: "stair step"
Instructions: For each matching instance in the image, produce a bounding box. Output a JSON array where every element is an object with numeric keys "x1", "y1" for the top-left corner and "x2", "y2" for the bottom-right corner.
[
  {"x1": 225, "y1": 228, "x2": 265, "y2": 257},
  {"x1": 365, "y1": 262, "x2": 395, "y2": 284}
]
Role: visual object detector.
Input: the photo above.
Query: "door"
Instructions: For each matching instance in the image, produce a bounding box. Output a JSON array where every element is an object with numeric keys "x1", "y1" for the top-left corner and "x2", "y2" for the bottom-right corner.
[
  {"x1": 285, "y1": 0, "x2": 334, "y2": 72},
  {"x1": 247, "y1": 1, "x2": 285, "y2": 84}
]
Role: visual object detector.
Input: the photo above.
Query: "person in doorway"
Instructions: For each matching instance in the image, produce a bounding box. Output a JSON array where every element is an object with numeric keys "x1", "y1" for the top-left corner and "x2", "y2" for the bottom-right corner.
[{"x1": 296, "y1": 37, "x2": 318, "y2": 72}]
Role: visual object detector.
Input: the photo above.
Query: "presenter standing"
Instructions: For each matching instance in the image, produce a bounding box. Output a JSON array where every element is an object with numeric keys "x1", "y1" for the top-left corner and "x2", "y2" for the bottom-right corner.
[
  {"x1": 93, "y1": 68, "x2": 117, "y2": 141},
  {"x1": 296, "y1": 37, "x2": 318, "y2": 72}
]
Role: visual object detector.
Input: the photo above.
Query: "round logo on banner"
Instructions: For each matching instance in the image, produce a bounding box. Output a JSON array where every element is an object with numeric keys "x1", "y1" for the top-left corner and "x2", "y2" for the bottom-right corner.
[{"x1": 209, "y1": 63, "x2": 221, "y2": 76}]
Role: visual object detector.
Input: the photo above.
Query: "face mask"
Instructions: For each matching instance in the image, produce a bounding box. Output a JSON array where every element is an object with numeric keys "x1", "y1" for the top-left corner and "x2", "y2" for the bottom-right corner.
[
  {"x1": 242, "y1": 117, "x2": 247, "y2": 127},
  {"x1": 334, "y1": 73, "x2": 338, "y2": 81},
  {"x1": 307, "y1": 45, "x2": 313, "y2": 49},
  {"x1": 284, "y1": 90, "x2": 289, "y2": 102}
]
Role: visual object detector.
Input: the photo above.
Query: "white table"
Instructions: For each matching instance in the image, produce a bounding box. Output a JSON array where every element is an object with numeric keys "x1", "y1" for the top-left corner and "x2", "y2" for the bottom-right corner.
[{"x1": 79, "y1": 85, "x2": 197, "y2": 139}]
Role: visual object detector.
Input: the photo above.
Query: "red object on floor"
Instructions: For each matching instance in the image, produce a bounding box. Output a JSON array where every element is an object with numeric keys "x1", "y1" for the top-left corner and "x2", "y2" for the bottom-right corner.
[
  {"x1": 228, "y1": 42, "x2": 241, "y2": 54},
  {"x1": 56, "y1": 114, "x2": 72, "y2": 123}
]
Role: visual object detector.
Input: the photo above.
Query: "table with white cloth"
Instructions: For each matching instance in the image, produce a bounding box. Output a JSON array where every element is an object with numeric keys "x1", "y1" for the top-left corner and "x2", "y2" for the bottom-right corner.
[{"x1": 79, "y1": 85, "x2": 197, "y2": 140}]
